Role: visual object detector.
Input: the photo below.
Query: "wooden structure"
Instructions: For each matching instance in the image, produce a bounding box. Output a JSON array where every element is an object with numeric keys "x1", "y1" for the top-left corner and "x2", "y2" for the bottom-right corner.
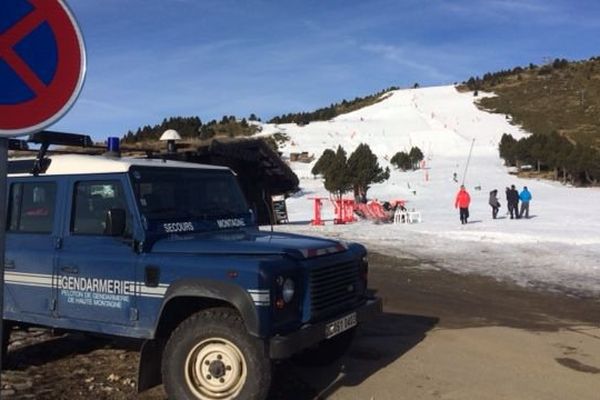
[
  {"x1": 271, "y1": 195, "x2": 289, "y2": 224},
  {"x1": 150, "y1": 138, "x2": 299, "y2": 225}
]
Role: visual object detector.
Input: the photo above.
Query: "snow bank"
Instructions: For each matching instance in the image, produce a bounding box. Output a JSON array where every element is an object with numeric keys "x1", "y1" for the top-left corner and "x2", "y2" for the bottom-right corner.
[{"x1": 260, "y1": 86, "x2": 600, "y2": 296}]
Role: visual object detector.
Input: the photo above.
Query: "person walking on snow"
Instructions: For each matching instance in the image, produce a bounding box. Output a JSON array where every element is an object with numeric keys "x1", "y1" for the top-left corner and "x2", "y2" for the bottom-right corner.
[
  {"x1": 454, "y1": 185, "x2": 471, "y2": 225},
  {"x1": 507, "y1": 185, "x2": 520, "y2": 219},
  {"x1": 489, "y1": 189, "x2": 501, "y2": 219},
  {"x1": 519, "y1": 186, "x2": 532, "y2": 218}
]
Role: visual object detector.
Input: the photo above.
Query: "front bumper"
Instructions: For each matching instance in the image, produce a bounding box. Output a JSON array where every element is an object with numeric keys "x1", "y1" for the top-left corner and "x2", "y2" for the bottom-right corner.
[{"x1": 269, "y1": 297, "x2": 382, "y2": 359}]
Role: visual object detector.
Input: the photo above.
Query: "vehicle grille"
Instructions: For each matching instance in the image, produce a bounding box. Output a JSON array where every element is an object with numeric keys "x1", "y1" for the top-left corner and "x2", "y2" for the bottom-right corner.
[{"x1": 310, "y1": 261, "x2": 360, "y2": 320}]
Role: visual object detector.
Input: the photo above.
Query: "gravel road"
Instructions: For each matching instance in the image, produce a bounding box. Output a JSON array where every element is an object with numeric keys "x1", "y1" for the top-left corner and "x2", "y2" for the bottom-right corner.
[{"x1": 2, "y1": 252, "x2": 599, "y2": 399}]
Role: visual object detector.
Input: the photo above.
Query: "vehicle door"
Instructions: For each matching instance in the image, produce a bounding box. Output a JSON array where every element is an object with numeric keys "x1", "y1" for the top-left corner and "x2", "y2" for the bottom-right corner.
[
  {"x1": 55, "y1": 176, "x2": 138, "y2": 325},
  {"x1": 4, "y1": 179, "x2": 60, "y2": 319}
]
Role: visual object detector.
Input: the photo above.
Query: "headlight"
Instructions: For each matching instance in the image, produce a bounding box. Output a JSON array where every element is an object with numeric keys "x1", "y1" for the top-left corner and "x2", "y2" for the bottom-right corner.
[{"x1": 282, "y1": 278, "x2": 295, "y2": 303}]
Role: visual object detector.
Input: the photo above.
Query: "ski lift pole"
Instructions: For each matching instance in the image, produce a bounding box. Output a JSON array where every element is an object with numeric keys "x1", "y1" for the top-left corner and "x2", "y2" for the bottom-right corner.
[{"x1": 461, "y1": 138, "x2": 475, "y2": 186}]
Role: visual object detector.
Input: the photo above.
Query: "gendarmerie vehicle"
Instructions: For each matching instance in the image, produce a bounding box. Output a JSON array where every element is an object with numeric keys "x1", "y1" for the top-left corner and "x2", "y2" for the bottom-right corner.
[{"x1": 2, "y1": 132, "x2": 381, "y2": 400}]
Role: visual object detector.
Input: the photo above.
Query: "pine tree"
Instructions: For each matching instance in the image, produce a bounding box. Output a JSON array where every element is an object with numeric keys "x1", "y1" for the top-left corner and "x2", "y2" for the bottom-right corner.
[
  {"x1": 312, "y1": 149, "x2": 336, "y2": 176},
  {"x1": 528, "y1": 135, "x2": 550, "y2": 172},
  {"x1": 499, "y1": 133, "x2": 517, "y2": 165},
  {"x1": 347, "y1": 143, "x2": 390, "y2": 198},
  {"x1": 390, "y1": 151, "x2": 412, "y2": 171},
  {"x1": 323, "y1": 146, "x2": 352, "y2": 201},
  {"x1": 408, "y1": 146, "x2": 424, "y2": 169}
]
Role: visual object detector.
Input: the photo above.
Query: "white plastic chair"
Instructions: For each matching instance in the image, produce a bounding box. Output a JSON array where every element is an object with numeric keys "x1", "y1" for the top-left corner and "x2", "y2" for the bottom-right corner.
[
  {"x1": 407, "y1": 211, "x2": 422, "y2": 223},
  {"x1": 393, "y1": 209, "x2": 408, "y2": 224}
]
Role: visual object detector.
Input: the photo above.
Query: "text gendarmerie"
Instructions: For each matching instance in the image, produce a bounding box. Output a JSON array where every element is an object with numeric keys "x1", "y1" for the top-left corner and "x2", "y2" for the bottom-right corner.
[{"x1": 58, "y1": 276, "x2": 135, "y2": 295}]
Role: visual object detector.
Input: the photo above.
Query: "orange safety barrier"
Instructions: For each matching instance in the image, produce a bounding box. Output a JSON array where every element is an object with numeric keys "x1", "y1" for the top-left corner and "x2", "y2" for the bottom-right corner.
[
  {"x1": 354, "y1": 199, "x2": 407, "y2": 223},
  {"x1": 331, "y1": 198, "x2": 356, "y2": 224},
  {"x1": 342, "y1": 199, "x2": 356, "y2": 223},
  {"x1": 368, "y1": 201, "x2": 387, "y2": 219},
  {"x1": 354, "y1": 203, "x2": 374, "y2": 219},
  {"x1": 308, "y1": 197, "x2": 325, "y2": 225}
]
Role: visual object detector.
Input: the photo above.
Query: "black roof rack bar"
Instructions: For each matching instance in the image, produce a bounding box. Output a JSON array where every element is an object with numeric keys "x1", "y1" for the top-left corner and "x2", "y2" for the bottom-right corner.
[
  {"x1": 25, "y1": 131, "x2": 96, "y2": 176},
  {"x1": 8, "y1": 139, "x2": 29, "y2": 151},
  {"x1": 28, "y1": 130, "x2": 157, "y2": 153},
  {"x1": 9, "y1": 131, "x2": 164, "y2": 175},
  {"x1": 29, "y1": 130, "x2": 95, "y2": 147}
]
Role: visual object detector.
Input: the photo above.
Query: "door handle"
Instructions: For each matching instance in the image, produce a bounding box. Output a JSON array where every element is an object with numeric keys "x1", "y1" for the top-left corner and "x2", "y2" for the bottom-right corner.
[
  {"x1": 4, "y1": 260, "x2": 15, "y2": 269},
  {"x1": 60, "y1": 266, "x2": 79, "y2": 274},
  {"x1": 145, "y1": 266, "x2": 160, "y2": 287}
]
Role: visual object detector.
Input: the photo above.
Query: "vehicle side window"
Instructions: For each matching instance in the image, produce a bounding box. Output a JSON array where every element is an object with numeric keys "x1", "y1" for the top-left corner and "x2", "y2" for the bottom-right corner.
[
  {"x1": 71, "y1": 180, "x2": 131, "y2": 236},
  {"x1": 7, "y1": 182, "x2": 57, "y2": 233}
]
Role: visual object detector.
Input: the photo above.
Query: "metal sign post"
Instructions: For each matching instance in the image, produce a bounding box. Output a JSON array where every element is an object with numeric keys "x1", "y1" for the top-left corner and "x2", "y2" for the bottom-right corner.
[
  {"x1": 0, "y1": 138, "x2": 6, "y2": 375},
  {"x1": 0, "y1": 0, "x2": 86, "y2": 384}
]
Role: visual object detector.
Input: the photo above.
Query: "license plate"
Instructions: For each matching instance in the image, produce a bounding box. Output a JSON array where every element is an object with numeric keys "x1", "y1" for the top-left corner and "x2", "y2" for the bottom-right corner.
[{"x1": 325, "y1": 312, "x2": 357, "y2": 339}]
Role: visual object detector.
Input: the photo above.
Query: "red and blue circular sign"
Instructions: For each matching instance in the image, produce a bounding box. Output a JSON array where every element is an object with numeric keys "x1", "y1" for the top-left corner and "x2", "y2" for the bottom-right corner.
[{"x1": 0, "y1": 0, "x2": 86, "y2": 137}]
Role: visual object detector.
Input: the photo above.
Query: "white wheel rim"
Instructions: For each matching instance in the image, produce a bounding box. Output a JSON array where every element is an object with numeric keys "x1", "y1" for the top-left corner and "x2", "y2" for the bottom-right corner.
[{"x1": 184, "y1": 337, "x2": 247, "y2": 399}]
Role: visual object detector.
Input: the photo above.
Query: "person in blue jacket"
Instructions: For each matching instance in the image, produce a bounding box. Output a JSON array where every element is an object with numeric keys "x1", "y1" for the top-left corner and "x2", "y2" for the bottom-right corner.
[{"x1": 519, "y1": 186, "x2": 532, "y2": 218}]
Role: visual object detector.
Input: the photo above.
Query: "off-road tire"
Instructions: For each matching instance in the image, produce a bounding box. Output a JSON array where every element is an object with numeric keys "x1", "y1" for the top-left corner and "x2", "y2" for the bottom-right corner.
[
  {"x1": 162, "y1": 308, "x2": 271, "y2": 400},
  {"x1": 292, "y1": 328, "x2": 355, "y2": 366}
]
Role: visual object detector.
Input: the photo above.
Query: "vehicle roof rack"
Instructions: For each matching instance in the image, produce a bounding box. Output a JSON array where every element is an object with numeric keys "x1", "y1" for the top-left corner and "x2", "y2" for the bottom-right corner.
[
  {"x1": 9, "y1": 130, "x2": 160, "y2": 175},
  {"x1": 8, "y1": 139, "x2": 29, "y2": 151},
  {"x1": 29, "y1": 131, "x2": 95, "y2": 147},
  {"x1": 28, "y1": 131, "x2": 97, "y2": 175}
]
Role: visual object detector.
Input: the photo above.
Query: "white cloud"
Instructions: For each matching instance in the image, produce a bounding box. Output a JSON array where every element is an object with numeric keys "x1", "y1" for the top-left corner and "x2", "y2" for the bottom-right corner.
[{"x1": 361, "y1": 43, "x2": 460, "y2": 82}]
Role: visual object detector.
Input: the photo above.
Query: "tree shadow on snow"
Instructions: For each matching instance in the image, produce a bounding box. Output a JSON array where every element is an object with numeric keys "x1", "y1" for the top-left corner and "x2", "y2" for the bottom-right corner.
[{"x1": 268, "y1": 312, "x2": 439, "y2": 400}]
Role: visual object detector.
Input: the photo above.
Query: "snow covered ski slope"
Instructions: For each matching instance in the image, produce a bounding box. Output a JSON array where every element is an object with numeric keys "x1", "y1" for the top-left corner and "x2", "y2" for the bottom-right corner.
[{"x1": 260, "y1": 85, "x2": 600, "y2": 296}]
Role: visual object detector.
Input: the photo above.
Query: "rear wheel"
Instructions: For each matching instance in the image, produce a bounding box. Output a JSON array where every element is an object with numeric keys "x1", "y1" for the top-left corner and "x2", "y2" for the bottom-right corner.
[
  {"x1": 292, "y1": 329, "x2": 355, "y2": 366},
  {"x1": 162, "y1": 308, "x2": 271, "y2": 400}
]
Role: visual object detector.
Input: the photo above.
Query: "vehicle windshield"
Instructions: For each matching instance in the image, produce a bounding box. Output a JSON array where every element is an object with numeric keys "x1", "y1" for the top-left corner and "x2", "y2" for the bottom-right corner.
[{"x1": 129, "y1": 167, "x2": 250, "y2": 226}]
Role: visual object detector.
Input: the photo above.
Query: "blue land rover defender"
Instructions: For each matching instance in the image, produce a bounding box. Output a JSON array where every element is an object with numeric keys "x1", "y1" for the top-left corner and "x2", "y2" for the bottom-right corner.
[{"x1": 2, "y1": 138, "x2": 381, "y2": 399}]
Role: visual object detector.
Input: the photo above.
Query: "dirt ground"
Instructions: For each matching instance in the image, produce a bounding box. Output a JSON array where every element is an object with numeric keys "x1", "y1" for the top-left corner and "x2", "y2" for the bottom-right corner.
[{"x1": 2, "y1": 252, "x2": 599, "y2": 399}]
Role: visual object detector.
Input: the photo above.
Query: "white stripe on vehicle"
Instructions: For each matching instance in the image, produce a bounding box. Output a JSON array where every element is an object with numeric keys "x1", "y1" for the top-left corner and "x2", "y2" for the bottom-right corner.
[
  {"x1": 4, "y1": 271, "x2": 161, "y2": 298},
  {"x1": 248, "y1": 290, "x2": 270, "y2": 306},
  {"x1": 4, "y1": 272, "x2": 271, "y2": 307}
]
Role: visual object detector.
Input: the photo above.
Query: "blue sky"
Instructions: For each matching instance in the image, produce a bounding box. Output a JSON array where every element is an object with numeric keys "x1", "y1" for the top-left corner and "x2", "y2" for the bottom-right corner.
[{"x1": 51, "y1": 0, "x2": 600, "y2": 140}]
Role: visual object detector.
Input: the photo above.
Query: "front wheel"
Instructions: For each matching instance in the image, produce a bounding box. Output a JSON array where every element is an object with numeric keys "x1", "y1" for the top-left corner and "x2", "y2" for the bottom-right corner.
[{"x1": 162, "y1": 308, "x2": 271, "y2": 400}]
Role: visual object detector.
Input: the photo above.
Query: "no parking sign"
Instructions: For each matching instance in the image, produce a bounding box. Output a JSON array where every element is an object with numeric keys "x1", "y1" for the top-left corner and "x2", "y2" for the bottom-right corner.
[{"x1": 0, "y1": 0, "x2": 86, "y2": 136}]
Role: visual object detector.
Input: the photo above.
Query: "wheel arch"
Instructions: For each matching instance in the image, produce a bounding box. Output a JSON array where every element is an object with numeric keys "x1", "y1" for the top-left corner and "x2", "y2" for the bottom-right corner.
[
  {"x1": 154, "y1": 279, "x2": 261, "y2": 338},
  {"x1": 138, "y1": 279, "x2": 262, "y2": 393}
]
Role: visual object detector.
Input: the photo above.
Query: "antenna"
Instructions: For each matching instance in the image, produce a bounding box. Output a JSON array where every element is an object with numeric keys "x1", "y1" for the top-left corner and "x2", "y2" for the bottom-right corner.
[{"x1": 262, "y1": 188, "x2": 274, "y2": 233}]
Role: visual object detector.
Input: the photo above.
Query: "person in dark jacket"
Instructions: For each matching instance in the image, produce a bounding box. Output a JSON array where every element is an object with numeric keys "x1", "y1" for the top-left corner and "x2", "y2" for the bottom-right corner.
[
  {"x1": 506, "y1": 184, "x2": 520, "y2": 219},
  {"x1": 489, "y1": 189, "x2": 501, "y2": 219},
  {"x1": 519, "y1": 186, "x2": 532, "y2": 218}
]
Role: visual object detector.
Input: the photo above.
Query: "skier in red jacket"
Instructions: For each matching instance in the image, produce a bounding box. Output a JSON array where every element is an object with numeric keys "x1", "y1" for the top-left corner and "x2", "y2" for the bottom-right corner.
[{"x1": 454, "y1": 185, "x2": 471, "y2": 224}]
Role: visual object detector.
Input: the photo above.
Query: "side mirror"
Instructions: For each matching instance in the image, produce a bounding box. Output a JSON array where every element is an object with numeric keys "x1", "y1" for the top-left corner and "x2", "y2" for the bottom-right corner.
[{"x1": 105, "y1": 208, "x2": 126, "y2": 236}]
